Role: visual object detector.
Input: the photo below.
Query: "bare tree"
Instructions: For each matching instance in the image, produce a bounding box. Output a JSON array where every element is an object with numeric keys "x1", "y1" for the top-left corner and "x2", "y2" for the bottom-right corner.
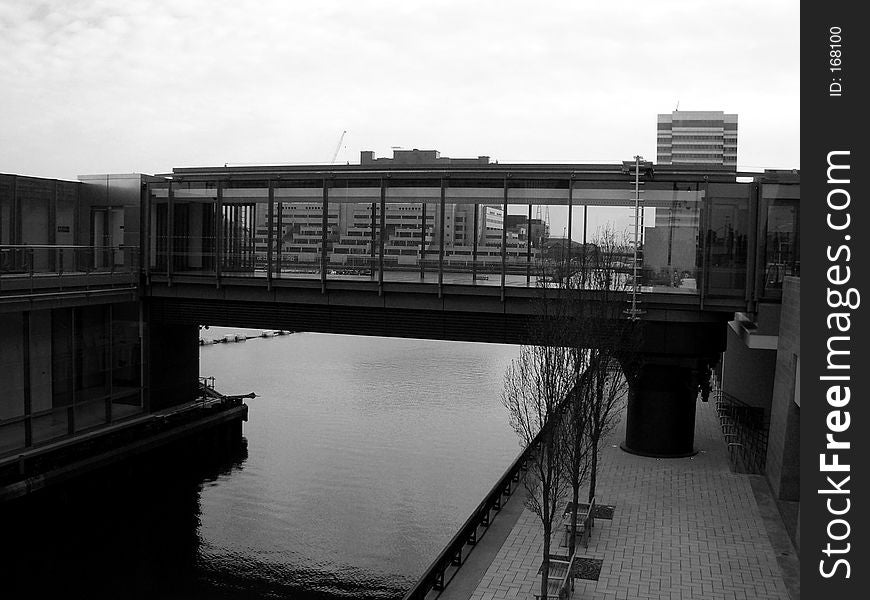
[
  {"x1": 502, "y1": 316, "x2": 576, "y2": 599},
  {"x1": 559, "y1": 374, "x2": 593, "y2": 557},
  {"x1": 573, "y1": 226, "x2": 639, "y2": 503}
]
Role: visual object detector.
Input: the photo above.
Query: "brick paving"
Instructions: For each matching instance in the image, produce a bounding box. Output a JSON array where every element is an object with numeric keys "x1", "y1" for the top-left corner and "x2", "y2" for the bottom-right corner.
[{"x1": 467, "y1": 398, "x2": 792, "y2": 600}]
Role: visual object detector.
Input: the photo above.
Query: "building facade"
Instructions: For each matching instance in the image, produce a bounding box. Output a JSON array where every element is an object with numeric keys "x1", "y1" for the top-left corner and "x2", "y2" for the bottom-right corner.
[{"x1": 656, "y1": 110, "x2": 738, "y2": 167}]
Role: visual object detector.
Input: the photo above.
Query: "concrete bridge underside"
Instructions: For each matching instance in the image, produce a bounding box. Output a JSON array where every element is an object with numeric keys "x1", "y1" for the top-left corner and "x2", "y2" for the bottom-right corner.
[{"x1": 148, "y1": 279, "x2": 732, "y2": 457}]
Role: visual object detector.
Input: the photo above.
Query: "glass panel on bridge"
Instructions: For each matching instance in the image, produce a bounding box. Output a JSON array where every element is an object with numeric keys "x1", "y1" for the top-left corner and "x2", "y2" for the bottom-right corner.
[
  {"x1": 169, "y1": 182, "x2": 218, "y2": 276},
  {"x1": 506, "y1": 180, "x2": 568, "y2": 288},
  {"x1": 445, "y1": 180, "x2": 506, "y2": 286},
  {"x1": 221, "y1": 182, "x2": 266, "y2": 278},
  {"x1": 570, "y1": 181, "x2": 703, "y2": 295},
  {"x1": 148, "y1": 182, "x2": 169, "y2": 274},
  {"x1": 56, "y1": 185, "x2": 77, "y2": 272},
  {"x1": 381, "y1": 180, "x2": 440, "y2": 284},
  {"x1": 320, "y1": 179, "x2": 379, "y2": 281},
  {"x1": 759, "y1": 184, "x2": 800, "y2": 299},
  {"x1": 272, "y1": 181, "x2": 329, "y2": 280},
  {"x1": 704, "y1": 182, "x2": 751, "y2": 298}
]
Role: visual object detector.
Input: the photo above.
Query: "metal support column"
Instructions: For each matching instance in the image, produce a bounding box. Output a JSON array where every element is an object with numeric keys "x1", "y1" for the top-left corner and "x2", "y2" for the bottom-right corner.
[
  {"x1": 419, "y1": 201, "x2": 427, "y2": 280},
  {"x1": 143, "y1": 183, "x2": 151, "y2": 284},
  {"x1": 472, "y1": 202, "x2": 479, "y2": 282},
  {"x1": 215, "y1": 182, "x2": 223, "y2": 288},
  {"x1": 438, "y1": 178, "x2": 446, "y2": 296},
  {"x1": 266, "y1": 181, "x2": 274, "y2": 289},
  {"x1": 22, "y1": 312, "x2": 32, "y2": 448},
  {"x1": 167, "y1": 181, "x2": 174, "y2": 283},
  {"x1": 321, "y1": 178, "x2": 329, "y2": 293},
  {"x1": 526, "y1": 203, "x2": 532, "y2": 285},
  {"x1": 699, "y1": 177, "x2": 709, "y2": 310},
  {"x1": 378, "y1": 177, "x2": 386, "y2": 294},
  {"x1": 370, "y1": 199, "x2": 377, "y2": 280},
  {"x1": 106, "y1": 304, "x2": 113, "y2": 423},
  {"x1": 500, "y1": 176, "x2": 508, "y2": 301},
  {"x1": 276, "y1": 188, "x2": 283, "y2": 278},
  {"x1": 567, "y1": 177, "x2": 573, "y2": 277}
]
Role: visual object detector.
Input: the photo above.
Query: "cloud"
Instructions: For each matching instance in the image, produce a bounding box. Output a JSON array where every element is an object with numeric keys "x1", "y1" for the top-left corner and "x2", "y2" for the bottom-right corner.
[{"x1": 0, "y1": 0, "x2": 800, "y2": 178}]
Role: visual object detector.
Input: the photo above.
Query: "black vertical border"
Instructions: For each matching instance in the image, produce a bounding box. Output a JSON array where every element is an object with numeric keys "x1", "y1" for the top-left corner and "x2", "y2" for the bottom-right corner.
[{"x1": 802, "y1": 4, "x2": 867, "y2": 597}]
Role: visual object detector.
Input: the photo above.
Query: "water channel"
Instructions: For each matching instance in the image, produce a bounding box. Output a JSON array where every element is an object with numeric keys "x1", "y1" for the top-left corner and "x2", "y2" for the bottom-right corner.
[{"x1": 3, "y1": 330, "x2": 521, "y2": 599}]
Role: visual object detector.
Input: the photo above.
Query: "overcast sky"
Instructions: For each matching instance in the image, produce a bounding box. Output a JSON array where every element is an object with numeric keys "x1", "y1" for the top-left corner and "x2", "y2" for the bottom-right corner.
[{"x1": 1, "y1": 0, "x2": 799, "y2": 180}]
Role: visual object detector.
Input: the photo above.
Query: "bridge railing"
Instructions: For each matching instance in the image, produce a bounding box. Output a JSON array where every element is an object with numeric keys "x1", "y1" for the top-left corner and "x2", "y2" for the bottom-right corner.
[
  {"x1": 400, "y1": 430, "x2": 538, "y2": 600},
  {"x1": 0, "y1": 245, "x2": 139, "y2": 293}
]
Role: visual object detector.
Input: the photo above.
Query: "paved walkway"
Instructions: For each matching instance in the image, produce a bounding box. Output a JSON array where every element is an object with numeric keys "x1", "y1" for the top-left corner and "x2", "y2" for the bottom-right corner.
[{"x1": 466, "y1": 398, "x2": 794, "y2": 600}]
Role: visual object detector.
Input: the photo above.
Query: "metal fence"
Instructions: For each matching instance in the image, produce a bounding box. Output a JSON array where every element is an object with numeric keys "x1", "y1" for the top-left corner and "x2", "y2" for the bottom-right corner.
[{"x1": 712, "y1": 383, "x2": 769, "y2": 474}]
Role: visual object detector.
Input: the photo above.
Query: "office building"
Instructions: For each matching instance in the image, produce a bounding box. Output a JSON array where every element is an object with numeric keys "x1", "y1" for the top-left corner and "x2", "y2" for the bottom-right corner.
[{"x1": 656, "y1": 110, "x2": 738, "y2": 167}]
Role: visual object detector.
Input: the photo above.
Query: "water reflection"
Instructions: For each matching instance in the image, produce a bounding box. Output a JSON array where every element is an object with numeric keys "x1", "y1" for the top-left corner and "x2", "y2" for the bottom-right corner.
[
  {"x1": 1, "y1": 437, "x2": 245, "y2": 599},
  {"x1": 2, "y1": 333, "x2": 519, "y2": 599}
]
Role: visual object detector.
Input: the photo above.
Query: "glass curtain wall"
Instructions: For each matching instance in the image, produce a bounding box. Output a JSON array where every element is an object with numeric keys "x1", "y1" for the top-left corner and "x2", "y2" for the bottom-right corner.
[
  {"x1": 0, "y1": 312, "x2": 26, "y2": 454},
  {"x1": 0, "y1": 304, "x2": 144, "y2": 457}
]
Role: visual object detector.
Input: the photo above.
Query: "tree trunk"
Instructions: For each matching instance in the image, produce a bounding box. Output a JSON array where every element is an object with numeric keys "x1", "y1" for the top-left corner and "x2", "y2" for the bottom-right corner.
[
  {"x1": 588, "y1": 445, "x2": 598, "y2": 503},
  {"x1": 541, "y1": 527, "x2": 552, "y2": 600},
  {"x1": 568, "y1": 483, "x2": 579, "y2": 557}
]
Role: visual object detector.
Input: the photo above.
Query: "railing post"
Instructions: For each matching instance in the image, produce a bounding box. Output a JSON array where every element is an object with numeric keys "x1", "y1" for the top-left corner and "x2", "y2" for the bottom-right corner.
[
  {"x1": 22, "y1": 312, "x2": 32, "y2": 448},
  {"x1": 472, "y1": 201, "x2": 479, "y2": 282},
  {"x1": 699, "y1": 177, "x2": 709, "y2": 309},
  {"x1": 526, "y1": 202, "x2": 532, "y2": 285},
  {"x1": 567, "y1": 177, "x2": 573, "y2": 280},
  {"x1": 378, "y1": 177, "x2": 386, "y2": 294},
  {"x1": 419, "y1": 200, "x2": 427, "y2": 280},
  {"x1": 321, "y1": 177, "x2": 329, "y2": 293},
  {"x1": 215, "y1": 181, "x2": 223, "y2": 288},
  {"x1": 28, "y1": 247, "x2": 34, "y2": 294},
  {"x1": 267, "y1": 181, "x2": 274, "y2": 289},
  {"x1": 501, "y1": 175, "x2": 508, "y2": 300},
  {"x1": 438, "y1": 177, "x2": 446, "y2": 296}
]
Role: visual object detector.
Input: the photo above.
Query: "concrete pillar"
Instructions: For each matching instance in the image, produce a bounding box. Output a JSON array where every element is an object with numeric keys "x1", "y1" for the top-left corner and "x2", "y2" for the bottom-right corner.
[
  {"x1": 621, "y1": 358, "x2": 708, "y2": 458},
  {"x1": 147, "y1": 322, "x2": 199, "y2": 411}
]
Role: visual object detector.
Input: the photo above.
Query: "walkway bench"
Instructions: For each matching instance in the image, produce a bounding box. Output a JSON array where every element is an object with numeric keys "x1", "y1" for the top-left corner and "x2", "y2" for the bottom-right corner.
[
  {"x1": 534, "y1": 554, "x2": 576, "y2": 600},
  {"x1": 535, "y1": 553, "x2": 605, "y2": 599},
  {"x1": 562, "y1": 497, "x2": 596, "y2": 549}
]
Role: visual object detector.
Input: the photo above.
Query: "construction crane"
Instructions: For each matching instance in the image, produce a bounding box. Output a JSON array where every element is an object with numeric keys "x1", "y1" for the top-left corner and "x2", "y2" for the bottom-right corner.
[{"x1": 331, "y1": 130, "x2": 347, "y2": 163}]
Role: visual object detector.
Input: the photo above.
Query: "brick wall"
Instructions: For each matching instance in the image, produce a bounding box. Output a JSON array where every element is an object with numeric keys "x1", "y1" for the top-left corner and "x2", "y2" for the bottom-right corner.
[{"x1": 765, "y1": 277, "x2": 800, "y2": 500}]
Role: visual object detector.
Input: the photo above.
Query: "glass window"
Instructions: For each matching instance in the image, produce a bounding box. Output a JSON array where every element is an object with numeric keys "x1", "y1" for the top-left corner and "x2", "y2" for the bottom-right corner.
[{"x1": 703, "y1": 183, "x2": 751, "y2": 298}]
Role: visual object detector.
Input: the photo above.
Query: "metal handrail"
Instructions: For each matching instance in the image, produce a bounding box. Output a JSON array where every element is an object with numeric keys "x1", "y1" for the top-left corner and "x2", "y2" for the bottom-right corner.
[
  {"x1": 400, "y1": 389, "x2": 581, "y2": 600},
  {"x1": 401, "y1": 431, "x2": 541, "y2": 600},
  {"x1": 0, "y1": 244, "x2": 128, "y2": 249}
]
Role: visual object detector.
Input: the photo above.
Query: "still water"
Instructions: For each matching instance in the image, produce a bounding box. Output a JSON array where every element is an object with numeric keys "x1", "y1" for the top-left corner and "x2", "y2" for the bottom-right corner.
[{"x1": 3, "y1": 331, "x2": 521, "y2": 599}]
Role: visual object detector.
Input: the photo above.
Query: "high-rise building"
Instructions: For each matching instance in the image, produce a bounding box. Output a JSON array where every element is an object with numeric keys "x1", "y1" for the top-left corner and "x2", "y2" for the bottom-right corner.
[{"x1": 656, "y1": 110, "x2": 737, "y2": 167}]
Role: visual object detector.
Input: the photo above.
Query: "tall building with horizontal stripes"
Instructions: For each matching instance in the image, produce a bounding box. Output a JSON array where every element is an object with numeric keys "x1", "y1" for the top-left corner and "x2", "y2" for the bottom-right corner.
[{"x1": 656, "y1": 110, "x2": 738, "y2": 167}]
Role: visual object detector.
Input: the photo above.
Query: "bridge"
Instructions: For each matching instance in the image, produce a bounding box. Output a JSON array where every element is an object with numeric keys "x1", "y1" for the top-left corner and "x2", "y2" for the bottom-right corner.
[{"x1": 0, "y1": 158, "x2": 799, "y2": 470}]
